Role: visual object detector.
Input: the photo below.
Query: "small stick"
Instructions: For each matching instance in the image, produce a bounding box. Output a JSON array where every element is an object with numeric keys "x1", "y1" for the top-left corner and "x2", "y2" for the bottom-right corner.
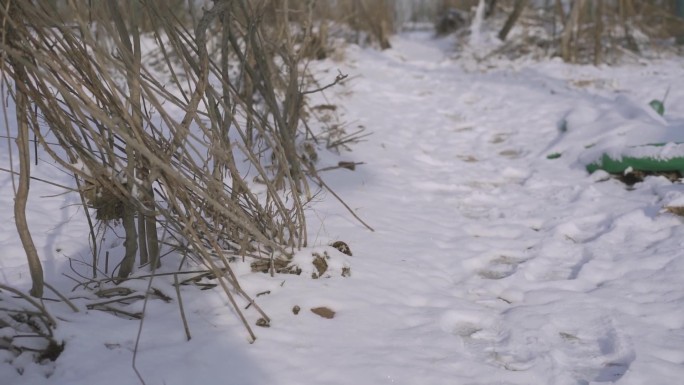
[
  {"x1": 174, "y1": 274, "x2": 191, "y2": 341},
  {"x1": 663, "y1": 86, "x2": 671, "y2": 104},
  {"x1": 94, "y1": 305, "x2": 142, "y2": 320},
  {"x1": 0, "y1": 166, "x2": 77, "y2": 191},
  {"x1": 105, "y1": 251, "x2": 110, "y2": 275},
  {"x1": 301, "y1": 71, "x2": 348, "y2": 95},
  {"x1": 86, "y1": 295, "x2": 146, "y2": 308},
  {"x1": 322, "y1": 176, "x2": 374, "y2": 231},
  {"x1": 316, "y1": 162, "x2": 366, "y2": 173},
  {"x1": 306, "y1": 163, "x2": 375, "y2": 232},
  {"x1": 132, "y1": 269, "x2": 156, "y2": 385}
]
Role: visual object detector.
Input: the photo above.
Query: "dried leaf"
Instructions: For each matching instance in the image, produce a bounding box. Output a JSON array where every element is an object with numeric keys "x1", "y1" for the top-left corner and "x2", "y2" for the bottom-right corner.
[{"x1": 311, "y1": 307, "x2": 335, "y2": 319}]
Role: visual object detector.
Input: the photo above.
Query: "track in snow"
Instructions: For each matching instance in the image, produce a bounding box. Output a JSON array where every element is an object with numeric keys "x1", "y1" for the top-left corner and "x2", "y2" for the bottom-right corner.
[{"x1": 300, "y1": 32, "x2": 684, "y2": 385}]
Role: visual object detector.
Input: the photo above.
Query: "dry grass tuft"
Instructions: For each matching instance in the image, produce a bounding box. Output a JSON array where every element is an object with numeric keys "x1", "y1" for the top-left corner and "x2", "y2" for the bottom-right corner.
[{"x1": 665, "y1": 206, "x2": 684, "y2": 217}]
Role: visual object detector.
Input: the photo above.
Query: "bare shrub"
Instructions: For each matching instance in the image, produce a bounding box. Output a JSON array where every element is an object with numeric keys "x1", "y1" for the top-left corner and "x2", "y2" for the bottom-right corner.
[{"x1": 0, "y1": 0, "x2": 347, "y2": 339}]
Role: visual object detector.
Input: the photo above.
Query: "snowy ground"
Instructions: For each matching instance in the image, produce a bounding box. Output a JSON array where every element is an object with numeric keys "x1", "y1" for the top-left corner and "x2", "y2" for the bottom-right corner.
[{"x1": 2, "y1": 32, "x2": 684, "y2": 385}]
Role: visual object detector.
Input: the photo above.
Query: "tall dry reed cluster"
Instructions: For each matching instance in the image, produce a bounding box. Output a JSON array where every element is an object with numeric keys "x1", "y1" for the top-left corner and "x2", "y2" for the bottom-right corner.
[{"x1": 1, "y1": 0, "x2": 361, "y2": 340}]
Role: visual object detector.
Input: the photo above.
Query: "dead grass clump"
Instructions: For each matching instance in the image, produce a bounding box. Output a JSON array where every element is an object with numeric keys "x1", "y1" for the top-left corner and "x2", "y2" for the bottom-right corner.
[
  {"x1": 250, "y1": 247, "x2": 351, "y2": 279},
  {"x1": 665, "y1": 206, "x2": 684, "y2": 216},
  {"x1": 312, "y1": 254, "x2": 329, "y2": 279},
  {"x1": 250, "y1": 259, "x2": 302, "y2": 275},
  {"x1": 82, "y1": 185, "x2": 125, "y2": 221},
  {"x1": 331, "y1": 241, "x2": 352, "y2": 256},
  {"x1": 617, "y1": 170, "x2": 681, "y2": 186}
]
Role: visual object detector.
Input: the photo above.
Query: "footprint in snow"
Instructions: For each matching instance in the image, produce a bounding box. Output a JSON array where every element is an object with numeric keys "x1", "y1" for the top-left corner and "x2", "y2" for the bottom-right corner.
[
  {"x1": 524, "y1": 240, "x2": 593, "y2": 281},
  {"x1": 496, "y1": 308, "x2": 634, "y2": 383},
  {"x1": 552, "y1": 316, "x2": 635, "y2": 383},
  {"x1": 440, "y1": 308, "x2": 634, "y2": 384},
  {"x1": 440, "y1": 310, "x2": 536, "y2": 372},
  {"x1": 498, "y1": 149, "x2": 522, "y2": 159},
  {"x1": 477, "y1": 255, "x2": 527, "y2": 280},
  {"x1": 440, "y1": 309, "x2": 509, "y2": 357}
]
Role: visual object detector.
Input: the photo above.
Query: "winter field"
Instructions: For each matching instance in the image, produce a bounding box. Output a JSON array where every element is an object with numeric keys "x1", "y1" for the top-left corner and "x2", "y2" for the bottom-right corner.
[{"x1": 2, "y1": 30, "x2": 684, "y2": 384}]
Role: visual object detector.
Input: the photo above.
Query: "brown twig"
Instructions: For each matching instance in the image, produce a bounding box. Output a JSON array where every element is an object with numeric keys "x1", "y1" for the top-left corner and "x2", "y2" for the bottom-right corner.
[
  {"x1": 306, "y1": 163, "x2": 375, "y2": 232},
  {"x1": 174, "y1": 274, "x2": 192, "y2": 341},
  {"x1": 302, "y1": 71, "x2": 348, "y2": 95}
]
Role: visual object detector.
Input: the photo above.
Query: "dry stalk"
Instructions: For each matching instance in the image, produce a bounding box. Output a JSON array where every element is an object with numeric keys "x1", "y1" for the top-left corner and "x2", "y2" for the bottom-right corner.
[{"x1": 173, "y1": 274, "x2": 191, "y2": 341}]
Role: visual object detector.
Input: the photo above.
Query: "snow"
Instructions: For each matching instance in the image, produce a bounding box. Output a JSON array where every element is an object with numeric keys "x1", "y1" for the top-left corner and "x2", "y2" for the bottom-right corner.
[{"x1": 3, "y1": 31, "x2": 684, "y2": 384}]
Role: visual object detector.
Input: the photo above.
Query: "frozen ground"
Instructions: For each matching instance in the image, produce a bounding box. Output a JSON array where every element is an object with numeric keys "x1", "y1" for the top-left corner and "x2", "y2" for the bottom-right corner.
[{"x1": 2, "y1": 31, "x2": 684, "y2": 385}]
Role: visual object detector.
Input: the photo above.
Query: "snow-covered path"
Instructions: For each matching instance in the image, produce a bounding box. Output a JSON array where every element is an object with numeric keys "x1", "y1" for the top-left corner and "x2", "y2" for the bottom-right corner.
[
  {"x1": 285, "y1": 33, "x2": 684, "y2": 385},
  {"x1": 3, "y1": 32, "x2": 684, "y2": 385}
]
